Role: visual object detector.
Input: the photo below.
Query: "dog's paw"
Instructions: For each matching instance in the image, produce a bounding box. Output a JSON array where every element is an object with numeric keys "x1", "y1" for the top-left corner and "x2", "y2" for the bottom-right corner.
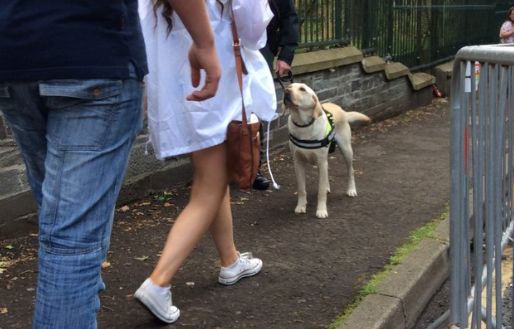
[
  {"x1": 316, "y1": 209, "x2": 328, "y2": 218},
  {"x1": 295, "y1": 205, "x2": 307, "y2": 214},
  {"x1": 346, "y1": 189, "x2": 357, "y2": 197}
]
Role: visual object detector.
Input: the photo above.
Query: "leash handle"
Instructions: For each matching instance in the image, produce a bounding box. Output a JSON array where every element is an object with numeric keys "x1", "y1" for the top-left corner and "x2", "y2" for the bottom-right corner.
[{"x1": 276, "y1": 70, "x2": 293, "y2": 91}]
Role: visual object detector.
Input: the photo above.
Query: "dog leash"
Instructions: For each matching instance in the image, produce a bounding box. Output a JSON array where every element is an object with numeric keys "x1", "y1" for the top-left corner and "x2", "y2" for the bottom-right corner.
[
  {"x1": 264, "y1": 71, "x2": 294, "y2": 191},
  {"x1": 276, "y1": 70, "x2": 294, "y2": 92}
]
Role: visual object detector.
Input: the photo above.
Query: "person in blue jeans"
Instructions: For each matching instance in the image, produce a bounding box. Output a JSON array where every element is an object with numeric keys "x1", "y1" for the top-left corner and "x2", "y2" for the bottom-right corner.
[{"x1": 0, "y1": 1, "x2": 221, "y2": 328}]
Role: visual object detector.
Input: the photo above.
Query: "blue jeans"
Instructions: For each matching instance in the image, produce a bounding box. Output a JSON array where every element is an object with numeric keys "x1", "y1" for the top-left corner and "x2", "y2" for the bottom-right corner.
[{"x1": 0, "y1": 78, "x2": 143, "y2": 329}]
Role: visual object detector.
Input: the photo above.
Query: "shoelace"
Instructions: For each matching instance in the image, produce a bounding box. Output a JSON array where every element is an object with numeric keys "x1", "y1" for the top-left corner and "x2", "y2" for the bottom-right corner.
[
  {"x1": 238, "y1": 252, "x2": 256, "y2": 266},
  {"x1": 239, "y1": 251, "x2": 253, "y2": 260}
]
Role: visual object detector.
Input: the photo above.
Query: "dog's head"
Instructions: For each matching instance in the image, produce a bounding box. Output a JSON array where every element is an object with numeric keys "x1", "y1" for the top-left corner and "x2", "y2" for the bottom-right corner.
[{"x1": 282, "y1": 83, "x2": 322, "y2": 119}]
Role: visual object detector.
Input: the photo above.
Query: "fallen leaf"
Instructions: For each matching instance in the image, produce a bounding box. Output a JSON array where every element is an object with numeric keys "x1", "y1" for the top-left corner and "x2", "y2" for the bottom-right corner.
[
  {"x1": 134, "y1": 256, "x2": 149, "y2": 261},
  {"x1": 186, "y1": 282, "x2": 195, "y2": 287},
  {"x1": 0, "y1": 307, "x2": 7, "y2": 314},
  {"x1": 119, "y1": 205, "x2": 130, "y2": 212},
  {"x1": 163, "y1": 202, "x2": 173, "y2": 208},
  {"x1": 4, "y1": 245, "x2": 13, "y2": 250},
  {"x1": 140, "y1": 202, "x2": 151, "y2": 206},
  {"x1": 101, "y1": 261, "x2": 111, "y2": 269}
]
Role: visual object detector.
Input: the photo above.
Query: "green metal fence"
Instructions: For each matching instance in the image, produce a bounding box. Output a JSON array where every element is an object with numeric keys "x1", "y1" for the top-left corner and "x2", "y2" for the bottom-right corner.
[{"x1": 296, "y1": 0, "x2": 511, "y2": 70}]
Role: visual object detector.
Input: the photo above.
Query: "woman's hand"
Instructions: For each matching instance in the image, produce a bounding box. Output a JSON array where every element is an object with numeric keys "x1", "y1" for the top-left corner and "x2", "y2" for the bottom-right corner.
[{"x1": 186, "y1": 44, "x2": 221, "y2": 101}]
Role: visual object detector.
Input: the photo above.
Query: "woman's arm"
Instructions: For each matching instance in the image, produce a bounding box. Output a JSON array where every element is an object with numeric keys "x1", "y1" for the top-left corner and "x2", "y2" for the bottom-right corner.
[
  {"x1": 167, "y1": 0, "x2": 221, "y2": 101},
  {"x1": 500, "y1": 21, "x2": 514, "y2": 38}
]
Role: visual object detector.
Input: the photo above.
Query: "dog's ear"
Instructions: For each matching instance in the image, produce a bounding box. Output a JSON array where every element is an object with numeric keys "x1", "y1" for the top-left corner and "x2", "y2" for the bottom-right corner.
[{"x1": 312, "y1": 95, "x2": 322, "y2": 119}]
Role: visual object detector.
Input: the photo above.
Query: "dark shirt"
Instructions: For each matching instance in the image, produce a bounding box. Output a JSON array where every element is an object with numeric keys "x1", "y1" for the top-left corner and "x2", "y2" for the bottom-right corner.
[
  {"x1": 0, "y1": 0, "x2": 148, "y2": 81},
  {"x1": 261, "y1": 0, "x2": 299, "y2": 68}
]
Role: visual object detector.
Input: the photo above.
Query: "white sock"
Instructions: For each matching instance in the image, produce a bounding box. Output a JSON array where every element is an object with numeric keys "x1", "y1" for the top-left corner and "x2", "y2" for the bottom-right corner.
[
  {"x1": 145, "y1": 278, "x2": 171, "y2": 296},
  {"x1": 222, "y1": 254, "x2": 241, "y2": 270}
]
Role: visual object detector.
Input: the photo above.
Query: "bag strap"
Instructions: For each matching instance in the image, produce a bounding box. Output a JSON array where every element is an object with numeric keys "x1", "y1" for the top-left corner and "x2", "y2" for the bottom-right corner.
[{"x1": 230, "y1": 9, "x2": 249, "y2": 126}]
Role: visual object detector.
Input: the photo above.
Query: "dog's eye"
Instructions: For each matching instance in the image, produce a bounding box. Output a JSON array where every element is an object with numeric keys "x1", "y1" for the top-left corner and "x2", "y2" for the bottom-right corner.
[{"x1": 299, "y1": 87, "x2": 306, "y2": 92}]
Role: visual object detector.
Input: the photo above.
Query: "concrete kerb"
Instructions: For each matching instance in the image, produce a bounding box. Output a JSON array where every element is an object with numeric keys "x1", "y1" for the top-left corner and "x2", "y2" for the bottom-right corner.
[{"x1": 337, "y1": 217, "x2": 450, "y2": 329}]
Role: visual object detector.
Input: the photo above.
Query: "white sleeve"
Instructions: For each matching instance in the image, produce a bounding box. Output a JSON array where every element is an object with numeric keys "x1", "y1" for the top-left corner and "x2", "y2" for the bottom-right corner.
[{"x1": 232, "y1": 0, "x2": 273, "y2": 50}]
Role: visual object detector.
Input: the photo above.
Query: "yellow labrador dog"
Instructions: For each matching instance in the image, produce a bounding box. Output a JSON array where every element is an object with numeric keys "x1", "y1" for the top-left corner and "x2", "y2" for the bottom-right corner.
[{"x1": 283, "y1": 83, "x2": 370, "y2": 218}]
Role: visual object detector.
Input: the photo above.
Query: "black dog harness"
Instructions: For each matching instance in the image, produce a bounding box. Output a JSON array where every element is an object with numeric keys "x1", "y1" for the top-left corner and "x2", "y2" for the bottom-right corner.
[{"x1": 289, "y1": 108, "x2": 337, "y2": 153}]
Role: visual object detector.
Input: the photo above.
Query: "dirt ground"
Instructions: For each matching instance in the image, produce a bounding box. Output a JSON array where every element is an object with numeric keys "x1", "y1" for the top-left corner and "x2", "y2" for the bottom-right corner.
[{"x1": 0, "y1": 98, "x2": 450, "y2": 329}]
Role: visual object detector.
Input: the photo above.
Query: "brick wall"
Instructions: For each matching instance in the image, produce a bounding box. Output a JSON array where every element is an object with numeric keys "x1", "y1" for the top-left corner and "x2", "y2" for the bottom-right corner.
[{"x1": 294, "y1": 63, "x2": 431, "y2": 122}]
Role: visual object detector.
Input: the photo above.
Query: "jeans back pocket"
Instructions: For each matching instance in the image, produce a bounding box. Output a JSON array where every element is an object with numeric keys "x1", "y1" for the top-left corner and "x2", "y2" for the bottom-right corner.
[{"x1": 40, "y1": 80, "x2": 123, "y2": 151}]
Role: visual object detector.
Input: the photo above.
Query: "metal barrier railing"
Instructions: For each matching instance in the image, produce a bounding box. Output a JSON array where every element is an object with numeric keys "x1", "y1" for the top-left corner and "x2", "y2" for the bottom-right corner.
[{"x1": 443, "y1": 44, "x2": 514, "y2": 329}]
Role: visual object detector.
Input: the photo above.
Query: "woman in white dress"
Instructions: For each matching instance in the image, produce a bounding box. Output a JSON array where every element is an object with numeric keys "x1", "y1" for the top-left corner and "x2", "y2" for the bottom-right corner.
[{"x1": 135, "y1": 0, "x2": 276, "y2": 323}]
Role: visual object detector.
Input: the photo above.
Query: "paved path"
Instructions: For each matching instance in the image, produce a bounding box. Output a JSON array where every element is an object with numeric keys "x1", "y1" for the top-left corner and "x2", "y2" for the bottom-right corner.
[{"x1": 0, "y1": 99, "x2": 450, "y2": 329}]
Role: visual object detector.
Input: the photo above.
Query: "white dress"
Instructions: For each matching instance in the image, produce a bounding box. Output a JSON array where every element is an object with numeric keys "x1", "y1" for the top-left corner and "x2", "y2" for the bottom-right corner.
[{"x1": 139, "y1": 0, "x2": 277, "y2": 159}]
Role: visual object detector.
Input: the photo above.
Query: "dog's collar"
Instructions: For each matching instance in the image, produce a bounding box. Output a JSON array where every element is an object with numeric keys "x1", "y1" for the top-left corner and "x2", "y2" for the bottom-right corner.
[
  {"x1": 291, "y1": 117, "x2": 315, "y2": 128},
  {"x1": 289, "y1": 108, "x2": 336, "y2": 150}
]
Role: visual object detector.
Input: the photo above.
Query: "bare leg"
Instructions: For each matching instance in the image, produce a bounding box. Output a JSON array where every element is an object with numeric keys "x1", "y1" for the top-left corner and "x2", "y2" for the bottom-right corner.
[
  {"x1": 150, "y1": 143, "x2": 228, "y2": 287},
  {"x1": 209, "y1": 187, "x2": 238, "y2": 267}
]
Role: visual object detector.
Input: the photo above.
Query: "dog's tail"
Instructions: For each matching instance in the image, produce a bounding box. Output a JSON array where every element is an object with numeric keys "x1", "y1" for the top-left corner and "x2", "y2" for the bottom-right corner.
[{"x1": 346, "y1": 111, "x2": 371, "y2": 125}]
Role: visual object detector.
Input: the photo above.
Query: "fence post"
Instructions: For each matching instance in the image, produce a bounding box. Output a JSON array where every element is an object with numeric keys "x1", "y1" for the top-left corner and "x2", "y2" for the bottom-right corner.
[
  {"x1": 430, "y1": 0, "x2": 439, "y2": 66},
  {"x1": 386, "y1": 0, "x2": 393, "y2": 58},
  {"x1": 361, "y1": 0, "x2": 370, "y2": 51}
]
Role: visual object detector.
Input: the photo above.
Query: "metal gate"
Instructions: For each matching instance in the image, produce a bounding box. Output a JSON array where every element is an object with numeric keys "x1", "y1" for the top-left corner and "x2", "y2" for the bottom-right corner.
[{"x1": 446, "y1": 44, "x2": 514, "y2": 329}]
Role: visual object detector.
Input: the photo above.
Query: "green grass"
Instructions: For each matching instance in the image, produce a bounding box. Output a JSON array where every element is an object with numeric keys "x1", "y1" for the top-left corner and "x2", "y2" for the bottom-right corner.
[{"x1": 327, "y1": 207, "x2": 449, "y2": 329}]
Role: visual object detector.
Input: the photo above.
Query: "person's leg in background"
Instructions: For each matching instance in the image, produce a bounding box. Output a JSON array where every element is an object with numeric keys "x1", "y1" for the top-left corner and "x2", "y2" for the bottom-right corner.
[
  {"x1": 253, "y1": 124, "x2": 271, "y2": 190},
  {"x1": 1, "y1": 78, "x2": 143, "y2": 329}
]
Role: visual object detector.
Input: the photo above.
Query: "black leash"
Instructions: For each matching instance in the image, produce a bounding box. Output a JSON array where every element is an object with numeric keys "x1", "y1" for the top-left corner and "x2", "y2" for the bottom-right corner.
[{"x1": 276, "y1": 70, "x2": 294, "y2": 91}]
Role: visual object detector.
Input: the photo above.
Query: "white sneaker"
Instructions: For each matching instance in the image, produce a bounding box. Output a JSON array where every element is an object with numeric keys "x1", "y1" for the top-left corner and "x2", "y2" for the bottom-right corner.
[
  {"x1": 218, "y1": 252, "x2": 263, "y2": 285},
  {"x1": 134, "y1": 278, "x2": 180, "y2": 324}
]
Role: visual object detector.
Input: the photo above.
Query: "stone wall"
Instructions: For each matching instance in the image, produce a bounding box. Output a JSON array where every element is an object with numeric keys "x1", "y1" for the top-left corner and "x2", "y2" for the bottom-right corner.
[
  {"x1": 0, "y1": 47, "x2": 435, "y2": 238},
  {"x1": 0, "y1": 114, "x2": 9, "y2": 140},
  {"x1": 300, "y1": 64, "x2": 421, "y2": 120}
]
